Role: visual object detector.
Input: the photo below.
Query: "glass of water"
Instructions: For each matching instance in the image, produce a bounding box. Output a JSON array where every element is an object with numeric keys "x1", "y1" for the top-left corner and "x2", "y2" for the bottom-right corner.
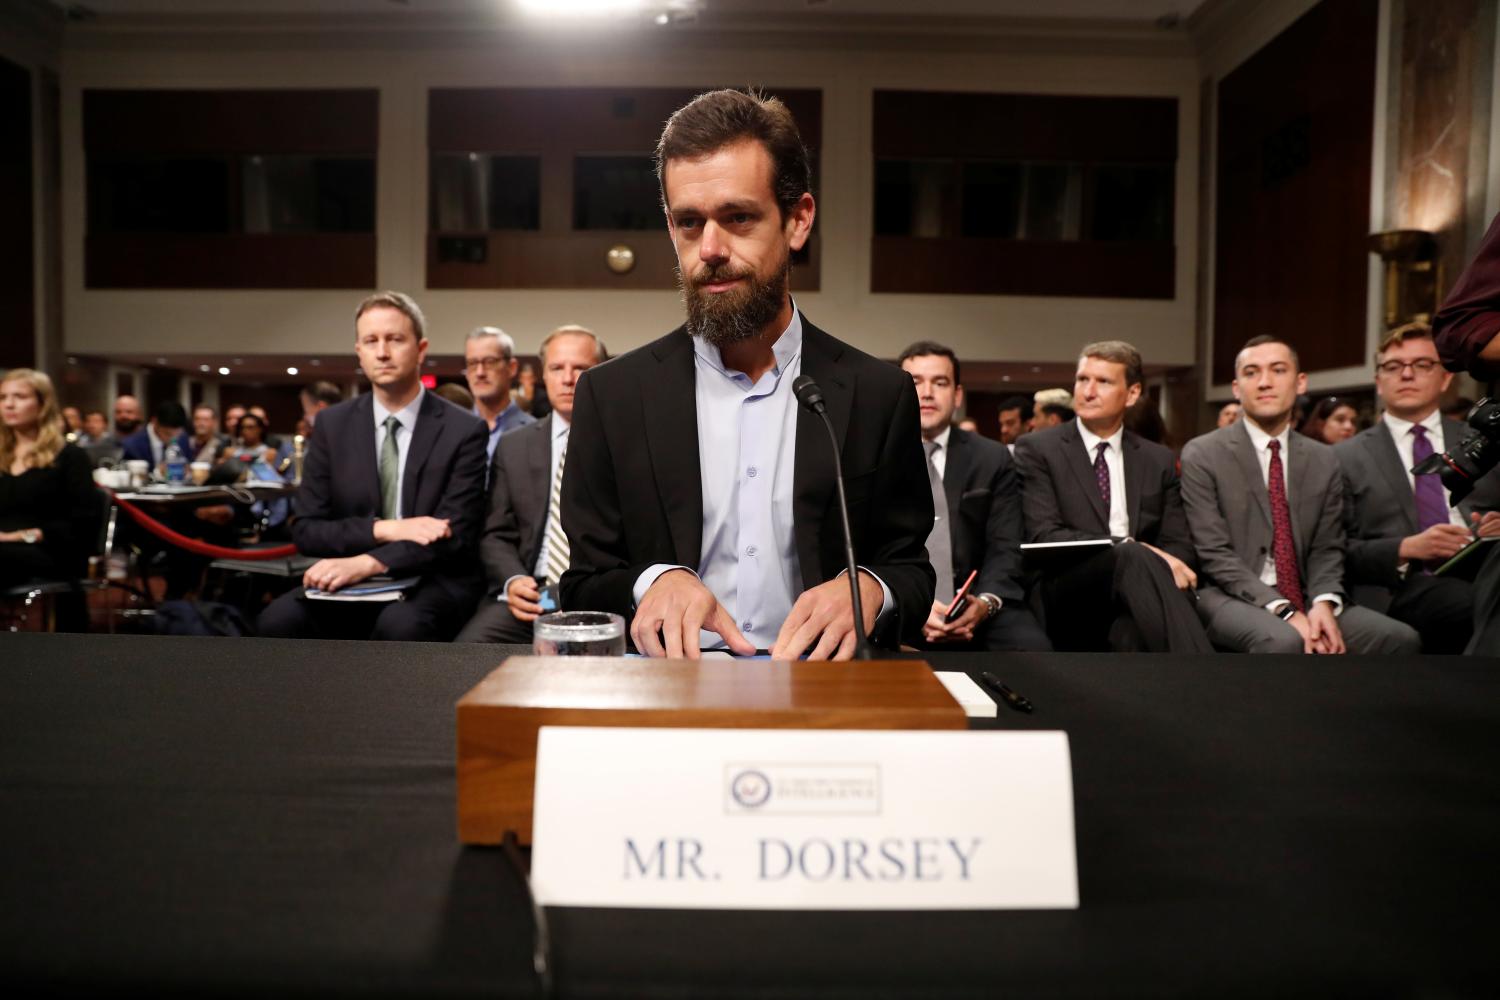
[{"x1": 533, "y1": 611, "x2": 626, "y2": 656}]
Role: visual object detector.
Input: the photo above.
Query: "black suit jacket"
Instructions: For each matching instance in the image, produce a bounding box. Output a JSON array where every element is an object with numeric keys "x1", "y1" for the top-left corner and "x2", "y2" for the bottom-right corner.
[
  {"x1": 292, "y1": 390, "x2": 488, "y2": 595},
  {"x1": 478, "y1": 414, "x2": 553, "y2": 594},
  {"x1": 940, "y1": 427, "x2": 1025, "y2": 604},
  {"x1": 1013, "y1": 421, "x2": 1196, "y2": 566},
  {"x1": 1336, "y1": 418, "x2": 1500, "y2": 608},
  {"x1": 558, "y1": 318, "x2": 936, "y2": 647}
]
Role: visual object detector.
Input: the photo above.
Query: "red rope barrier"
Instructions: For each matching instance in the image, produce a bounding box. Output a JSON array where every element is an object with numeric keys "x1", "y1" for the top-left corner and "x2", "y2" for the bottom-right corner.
[{"x1": 111, "y1": 493, "x2": 299, "y2": 561}]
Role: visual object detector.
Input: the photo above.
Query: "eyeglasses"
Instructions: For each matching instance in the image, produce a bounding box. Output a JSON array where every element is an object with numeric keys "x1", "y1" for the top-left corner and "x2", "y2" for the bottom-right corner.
[
  {"x1": 464, "y1": 356, "x2": 508, "y2": 372},
  {"x1": 1376, "y1": 359, "x2": 1441, "y2": 376}
]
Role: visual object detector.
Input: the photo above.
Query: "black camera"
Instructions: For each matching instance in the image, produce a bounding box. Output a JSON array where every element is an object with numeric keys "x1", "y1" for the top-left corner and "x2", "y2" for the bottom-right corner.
[{"x1": 1412, "y1": 397, "x2": 1500, "y2": 504}]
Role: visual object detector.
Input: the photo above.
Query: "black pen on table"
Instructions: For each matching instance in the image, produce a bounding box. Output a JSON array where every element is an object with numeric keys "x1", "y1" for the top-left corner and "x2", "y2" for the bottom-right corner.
[{"x1": 979, "y1": 670, "x2": 1034, "y2": 714}]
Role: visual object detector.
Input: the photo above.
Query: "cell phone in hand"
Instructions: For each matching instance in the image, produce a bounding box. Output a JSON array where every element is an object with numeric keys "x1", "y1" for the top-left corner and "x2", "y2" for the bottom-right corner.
[{"x1": 942, "y1": 595, "x2": 970, "y2": 624}]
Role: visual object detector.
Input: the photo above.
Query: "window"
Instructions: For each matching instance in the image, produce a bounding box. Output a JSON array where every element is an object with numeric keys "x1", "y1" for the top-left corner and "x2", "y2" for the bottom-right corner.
[
  {"x1": 573, "y1": 155, "x2": 659, "y2": 230},
  {"x1": 429, "y1": 154, "x2": 540, "y2": 232}
]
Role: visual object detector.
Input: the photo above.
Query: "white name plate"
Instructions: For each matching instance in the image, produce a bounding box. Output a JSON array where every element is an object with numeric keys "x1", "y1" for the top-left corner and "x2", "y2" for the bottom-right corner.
[{"x1": 530, "y1": 727, "x2": 1078, "y2": 910}]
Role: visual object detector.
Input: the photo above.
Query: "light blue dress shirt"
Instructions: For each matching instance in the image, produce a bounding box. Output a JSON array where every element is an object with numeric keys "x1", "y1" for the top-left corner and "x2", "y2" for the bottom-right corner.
[
  {"x1": 477, "y1": 400, "x2": 535, "y2": 464},
  {"x1": 632, "y1": 308, "x2": 891, "y2": 650},
  {"x1": 372, "y1": 388, "x2": 424, "y2": 519}
]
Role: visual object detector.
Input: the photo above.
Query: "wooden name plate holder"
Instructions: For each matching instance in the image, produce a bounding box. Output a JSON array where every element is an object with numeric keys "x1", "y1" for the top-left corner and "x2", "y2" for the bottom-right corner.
[{"x1": 456, "y1": 656, "x2": 963, "y2": 845}]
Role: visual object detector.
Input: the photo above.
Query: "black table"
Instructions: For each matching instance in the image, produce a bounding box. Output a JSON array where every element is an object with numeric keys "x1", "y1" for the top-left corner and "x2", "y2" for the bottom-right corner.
[{"x1": 2, "y1": 634, "x2": 1497, "y2": 997}]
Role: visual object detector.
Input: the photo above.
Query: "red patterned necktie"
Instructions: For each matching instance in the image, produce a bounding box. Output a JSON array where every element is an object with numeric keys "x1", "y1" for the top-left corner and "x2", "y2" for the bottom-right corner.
[{"x1": 1266, "y1": 439, "x2": 1304, "y2": 612}]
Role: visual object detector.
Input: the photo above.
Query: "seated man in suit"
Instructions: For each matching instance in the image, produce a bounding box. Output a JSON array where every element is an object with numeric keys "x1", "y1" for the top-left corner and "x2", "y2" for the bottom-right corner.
[
  {"x1": 120, "y1": 400, "x2": 191, "y2": 474},
  {"x1": 1180, "y1": 335, "x2": 1419, "y2": 654},
  {"x1": 1015, "y1": 341, "x2": 1211, "y2": 652},
  {"x1": 457, "y1": 325, "x2": 605, "y2": 643},
  {"x1": 559, "y1": 88, "x2": 934, "y2": 660},
  {"x1": 897, "y1": 341, "x2": 1050, "y2": 652},
  {"x1": 1334, "y1": 322, "x2": 1500, "y2": 653},
  {"x1": 997, "y1": 395, "x2": 1032, "y2": 456},
  {"x1": 258, "y1": 291, "x2": 489, "y2": 642}
]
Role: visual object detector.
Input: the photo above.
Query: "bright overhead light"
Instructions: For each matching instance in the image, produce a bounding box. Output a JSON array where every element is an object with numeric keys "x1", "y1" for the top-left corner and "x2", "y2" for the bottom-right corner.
[
  {"x1": 518, "y1": 0, "x2": 643, "y2": 16},
  {"x1": 286, "y1": 366, "x2": 299, "y2": 376},
  {"x1": 218, "y1": 367, "x2": 231, "y2": 376},
  {"x1": 200, "y1": 364, "x2": 211, "y2": 373},
  {"x1": 654, "y1": 11, "x2": 669, "y2": 24}
]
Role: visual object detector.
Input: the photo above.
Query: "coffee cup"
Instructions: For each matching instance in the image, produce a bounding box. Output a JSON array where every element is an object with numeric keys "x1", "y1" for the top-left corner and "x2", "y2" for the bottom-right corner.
[{"x1": 190, "y1": 461, "x2": 212, "y2": 485}]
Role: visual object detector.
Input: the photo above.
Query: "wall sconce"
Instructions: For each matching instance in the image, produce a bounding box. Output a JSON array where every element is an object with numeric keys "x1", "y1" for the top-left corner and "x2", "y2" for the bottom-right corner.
[
  {"x1": 606, "y1": 244, "x2": 636, "y2": 275},
  {"x1": 1368, "y1": 229, "x2": 1439, "y2": 327}
]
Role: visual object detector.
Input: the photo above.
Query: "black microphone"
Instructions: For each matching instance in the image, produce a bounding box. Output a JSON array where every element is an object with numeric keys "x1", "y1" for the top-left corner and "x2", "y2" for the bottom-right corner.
[{"x1": 793, "y1": 374, "x2": 874, "y2": 660}]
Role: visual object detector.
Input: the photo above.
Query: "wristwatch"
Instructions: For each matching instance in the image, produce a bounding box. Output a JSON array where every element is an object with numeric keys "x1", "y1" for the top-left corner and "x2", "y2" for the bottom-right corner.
[
  {"x1": 1274, "y1": 603, "x2": 1296, "y2": 622},
  {"x1": 20, "y1": 529, "x2": 39, "y2": 545},
  {"x1": 976, "y1": 593, "x2": 1002, "y2": 620}
]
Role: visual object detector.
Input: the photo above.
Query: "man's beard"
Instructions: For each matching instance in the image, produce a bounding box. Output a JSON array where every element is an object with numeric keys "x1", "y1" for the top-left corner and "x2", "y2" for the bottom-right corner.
[{"x1": 679, "y1": 251, "x2": 791, "y2": 348}]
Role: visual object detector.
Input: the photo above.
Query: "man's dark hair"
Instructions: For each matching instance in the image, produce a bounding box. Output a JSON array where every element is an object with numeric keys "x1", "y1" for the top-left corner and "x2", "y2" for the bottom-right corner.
[
  {"x1": 1237, "y1": 334, "x2": 1300, "y2": 372},
  {"x1": 999, "y1": 394, "x2": 1033, "y2": 420},
  {"x1": 656, "y1": 88, "x2": 811, "y2": 219},
  {"x1": 896, "y1": 340, "x2": 961, "y2": 385},
  {"x1": 1040, "y1": 402, "x2": 1075, "y2": 422},
  {"x1": 153, "y1": 401, "x2": 188, "y2": 430},
  {"x1": 304, "y1": 380, "x2": 342, "y2": 406}
]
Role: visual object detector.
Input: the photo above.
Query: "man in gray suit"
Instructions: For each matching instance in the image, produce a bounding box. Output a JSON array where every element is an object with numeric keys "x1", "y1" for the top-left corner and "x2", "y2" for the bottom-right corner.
[
  {"x1": 1181, "y1": 335, "x2": 1419, "y2": 654},
  {"x1": 456, "y1": 325, "x2": 605, "y2": 643},
  {"x1": 1335, "y1": 322, "x2": 1500, "y2": 653}
]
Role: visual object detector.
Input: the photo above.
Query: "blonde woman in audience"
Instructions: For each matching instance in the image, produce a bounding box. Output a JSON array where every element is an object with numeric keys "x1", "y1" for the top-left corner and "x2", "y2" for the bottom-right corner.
[{"x1": 0, "y1": 369, "x2": 97, "y2": 594}]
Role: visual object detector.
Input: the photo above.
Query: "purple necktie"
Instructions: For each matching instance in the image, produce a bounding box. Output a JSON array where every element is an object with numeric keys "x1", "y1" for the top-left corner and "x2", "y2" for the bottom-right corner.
[
  {"x1": 1411, "y1": 426, "x2": 1449, "y2": 532},
  {"x1": 1094, "y1": 442, "x2": 1111, "y2": 510}
]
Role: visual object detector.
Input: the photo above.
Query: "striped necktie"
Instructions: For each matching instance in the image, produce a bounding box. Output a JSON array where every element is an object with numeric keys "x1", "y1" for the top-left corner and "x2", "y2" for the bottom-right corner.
[{"x1": 543, "y1": 438, "x2": 570, "y2": 586}]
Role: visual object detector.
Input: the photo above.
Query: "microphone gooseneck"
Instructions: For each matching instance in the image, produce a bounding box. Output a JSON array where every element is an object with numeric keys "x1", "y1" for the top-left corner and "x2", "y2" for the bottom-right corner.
[{"x1": 792, "y1": 375, "x2": 874, "y2": 660}]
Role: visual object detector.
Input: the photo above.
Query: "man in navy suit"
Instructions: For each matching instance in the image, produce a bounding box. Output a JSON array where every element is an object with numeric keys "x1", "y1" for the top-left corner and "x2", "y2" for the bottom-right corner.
[
  {"x1": 258, "y1": 291, "x2": 488, "y2": 641},
  {"x1": 119, "y1": 400, "x2": 191, "y2": 474}
]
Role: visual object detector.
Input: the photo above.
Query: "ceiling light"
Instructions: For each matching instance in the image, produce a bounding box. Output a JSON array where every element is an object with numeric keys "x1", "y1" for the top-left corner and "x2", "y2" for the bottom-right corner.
[
  {"x1": 218, "y1": 367, "x2": 231, "y2": 376},
  {"x1": 200, "y1": 364, "x2": 211, "y2": 373},
  {"x1": 654, "y1": 12, "x2": 669, "y2": 24},
  {"x1": 518, "y1": 0, "x2": 643, "y2": 16},
  {"x1": 286, "y1": 367, "x2": 299, "y2": 376}
]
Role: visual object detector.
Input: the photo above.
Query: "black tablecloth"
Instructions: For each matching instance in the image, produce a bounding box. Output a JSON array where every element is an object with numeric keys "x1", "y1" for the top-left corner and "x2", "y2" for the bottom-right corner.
[{"x1": 2, "y1": 634, "x2": 1497, "y2": 997}]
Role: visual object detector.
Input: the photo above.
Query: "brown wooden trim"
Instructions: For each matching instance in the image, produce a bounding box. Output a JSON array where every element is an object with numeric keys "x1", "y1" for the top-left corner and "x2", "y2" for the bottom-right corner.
[
  {"x1": 84, "y1": 90, "x2": 379, "y2": 155},
  {"x1": 871, "y1": 236, "x2": 1173, "y2": 299},
  {"x1": 86, "y1": 233, "x2": 375, "y2": 289}
]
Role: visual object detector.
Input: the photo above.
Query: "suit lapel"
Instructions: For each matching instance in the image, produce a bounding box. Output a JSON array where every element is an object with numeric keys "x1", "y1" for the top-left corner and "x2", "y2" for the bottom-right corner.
[
  {"x1": 524, "y1": 416, "x2": 553, "y2": 562},
  {"x1": 1059, "y1": 422, "x2": 1108, "y2": 530},
  {"x1": 1229, "y1": 420, "x2": 1273, "y2": 530},
  {"x1": 1369, "y1": 422, "x2": 1418, "y2": 531},
  {"x1": 353, "y1": 393, "x2": 382, "y2": 513},
  {"x1": 794, "y1": 322, "x2": 853, "y2": 581},
  {"x1": 1285, "y1": 431, "x2": 1312, "y2": 554},
  {"x1": 401, "y1": 392, "x2": 442, "y2": 517},
  {"x1": 1122, "y1": 432, "x2": 1146, "y2": 535},
  {"x1": 940, "y1": 428, "x2": 969, "y2": 516},
  {"x1": 643, "y1": 330, "x2": 704, "y2": 568}
]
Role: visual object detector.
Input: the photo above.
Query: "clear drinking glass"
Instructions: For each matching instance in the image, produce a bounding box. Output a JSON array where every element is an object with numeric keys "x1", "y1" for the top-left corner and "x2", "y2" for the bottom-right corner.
[{"x1": 533, "y1": 611, "x2": 626, "y2": 656}]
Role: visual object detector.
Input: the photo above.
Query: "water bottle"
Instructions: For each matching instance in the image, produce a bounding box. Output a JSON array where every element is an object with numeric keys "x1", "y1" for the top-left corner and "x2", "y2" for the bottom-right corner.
[{"x1": 164, "y1": 440, "x2": 187, "y2": 483}]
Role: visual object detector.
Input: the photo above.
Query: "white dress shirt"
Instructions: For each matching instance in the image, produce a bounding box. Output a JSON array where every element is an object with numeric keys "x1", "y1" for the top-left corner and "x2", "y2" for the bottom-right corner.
[
  {"x1": 372, "y1": 388, "x2": 424, "y2": 520},
  {"x1": 1076, "y1": 422, "x2": 1129, "y2": 539},
  {"x1": 1381, "y1": 410, "x2": 1466, "y2": 527},
  {"x1": 1242, "y1": 419, "x2": 1340, "y2": 612},
  {"x1": 926, "y1": 425, "x2": 951, "y2": 479}
]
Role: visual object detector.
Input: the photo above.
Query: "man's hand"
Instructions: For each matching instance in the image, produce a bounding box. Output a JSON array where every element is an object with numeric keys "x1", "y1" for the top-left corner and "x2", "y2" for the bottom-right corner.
[
  {"x1": 922, "y1": 597, "x2": 986, "y2": 645},
  {"x1": 1307, "y1": 601, "x2": 1345, "y2": 655},
  {"x1": 1140, "y1": 541, "x2": 1197, "y2": 590},
  {"x1": 373, "y1": 516, "x2": 451, "y2": 546},
  {"x1": 1472, "y1": 511, "x2": 1500, "y2": 538},
  {"x1": 771, "y1": 571, "x2": 883, "y2": 661},
  {"x1": 633, "y1": 569, "x2": 755, "y2": 660},
  {"x1": 303, "y1": 554, "x2": 385, "y2": 593},
  {"x1": 506, "y1": 575, "x2": 544, "y2": 622},
  {"x1": 1281, "y1": 609, "x2": 1316, "y2": 654},
  {"x1": 1399, "y1": 523, "x2": 1472, "y2": 561}
]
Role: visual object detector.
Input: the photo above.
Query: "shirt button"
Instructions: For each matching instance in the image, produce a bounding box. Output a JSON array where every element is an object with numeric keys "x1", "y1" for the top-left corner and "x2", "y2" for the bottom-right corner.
[
  {"x1": 747, "y1": 467, "x2": 758, "y2": 478},
  {"x1": 746, "y1": 545, "x2": 757, "y2": 557},
  {"x1": 742, "y1": 621, "x2": 753, "y2": 633}
]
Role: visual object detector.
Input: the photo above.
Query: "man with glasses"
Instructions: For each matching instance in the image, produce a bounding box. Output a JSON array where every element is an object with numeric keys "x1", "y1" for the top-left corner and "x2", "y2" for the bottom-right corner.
[
  {"x1": 1334, "y1": 322, "x2": 1500, "y2": 652},
  {"x1": 463, "y1": 326, "x2": 535, "y2": 466}
]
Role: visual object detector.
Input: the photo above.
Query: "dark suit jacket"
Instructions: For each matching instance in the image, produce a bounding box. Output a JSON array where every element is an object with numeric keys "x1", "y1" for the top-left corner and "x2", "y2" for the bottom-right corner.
[
  {"x1": 558, "y1": 318, "x2": 936, "y2": 647},
  {"x1": 941, "y1": 427, "x2": 1025, "y2": 604},
  {"x1": 120, "y1": 427, "x2": 192, "y2": 466},
  {"x1": 1180, "y1": 420, "x2": 1342, "y2": 613},
  {"x1": 292, "y1": 390, "x2": 488, "y2": 595},
  {"x1": 1013, "y1": 421, "x2": 1196, "y2": 565},
  {"x1": 478, "y1": 413, "x2": 553, "y2": 594},
  {"x1": 1335, "y1": 418, "x2": 1500, "y2": 609}
]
